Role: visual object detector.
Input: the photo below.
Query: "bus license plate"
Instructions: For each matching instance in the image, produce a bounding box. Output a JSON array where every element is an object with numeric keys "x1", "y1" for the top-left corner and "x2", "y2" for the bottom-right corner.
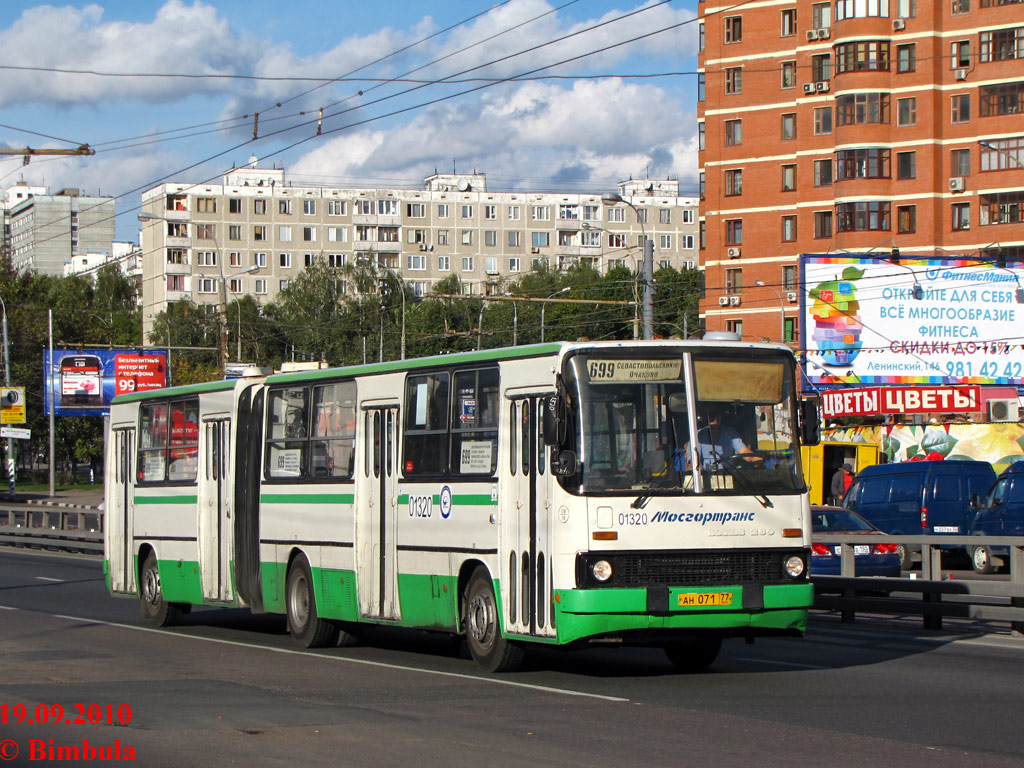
[{"x1": 677, "y1": 592, "x2": 733, "y2": 607}]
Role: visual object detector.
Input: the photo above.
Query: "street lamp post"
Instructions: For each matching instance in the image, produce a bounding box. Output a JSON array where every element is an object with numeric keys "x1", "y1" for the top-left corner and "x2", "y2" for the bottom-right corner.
[
  {"x1": 0, "y1": 294, "x2": 14, "y2": 499},
  {"x1": 755, "y1": 280, "x2": 786, "y2": 343},
  {"x1": 603, "y1": 192, "x2": 654, "y2": 339},
  {"x1": 541, "y1": 287, "x2": 570, "y2": 343}
]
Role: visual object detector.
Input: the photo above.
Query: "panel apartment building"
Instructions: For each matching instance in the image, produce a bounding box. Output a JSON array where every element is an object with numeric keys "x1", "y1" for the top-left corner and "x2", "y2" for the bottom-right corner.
[
  {"x1": 139, "y1": 164, "x2": 698, "y2": 341},
  {"x1": 698, "y1": 0, "x2": 1024, "y2": 343}
]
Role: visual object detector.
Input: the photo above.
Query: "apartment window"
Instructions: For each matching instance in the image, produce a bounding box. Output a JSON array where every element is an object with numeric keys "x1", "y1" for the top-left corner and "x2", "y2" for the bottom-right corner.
[
  {"x1": 699, "y1": 221, "x2": 706, "y2": 250},
  {"x1": 980, "y1": 29, "x2": 1024, "y2": 62},
  {"x1": 378, "y1": 200, "x2": 398, "y2": 216},
  {"x1": 952, "y1": 202, "x2": 971, "y2": 230},
  {"x1": 897, "y1": 0, "x2": 916, "y2": 16},
  {"x1": 725, "y1": 67, "x2": 742, "y2": 94},
  {"x1": 355, "y1": 224, "x2": 374, "y2": 241},
  {"x1": 303, "y1": 227, "x2": 317, "y2": 242},
  {"x1": 253, "y1": 225, "x2": 267, "y2": 241},
  {"x1": 478, "y1": 204, "x2": 494, "y2": 221},
  {"x1": 461, "y1": 256, "x2": 474, "y2": 272},
  {"x1": 952, "y1": 0, "x2": 969, "y2": 13},
  {"x1": 811, "y1": 54, "x2": 831, "y2": 82},
  {"x1": 814, "y1": 210, "x2": 834, "y2": 238},
  {"x1": 378, "y1": 227, "x2": 399, "y2": 243},
  {"x1": 980, "y1": 137, "x2": 1024, "y2": 170},
  {"x1": 581, "y1": 231, "x2": 601, "y2": 246},
  {"x1": 699, "y1": 21, "x2": 705, "y2": 51},
  {"x1": 437, "y1": 230, "x2": 450, "y2": 245},
  {"x1": 699, "y1": 123, "x2": 705, "y2": 151},
  {"x1": 583, "y1": 205, "x2": 599, "y2": 220},
  {"x1": 683, "y1": 210, "x2": 694, "y2": 224},
  {"x1": 228, "y1": 224, "x2": 242, "y2": 240},
  {"x1": 836, "y1": 41, "x2": 889, "y2": 73},
  {"x1": 328, "y1": 226, "x2": 347, "y2": 243},
  {"x1": 502, "y1": 256, "x2": 518, "y2": 273},
  {"x1": 682, "y1": 235, "x2": 695, "y2": 249},
  {"x1": 783, "y1": 266, "x2": 798, "y2": 291},
  {"x1": 726, "y1": 219, "x2": 743, "y2": 245},
  {"x1": 836, "y1": 93, "x2": 890, "y2": 125},
  {"x1": 781, "y1": 113, "x2": 797, "y2": 140},
  {"x1": 460, "y1": 205, "x2": 474, "y2": 219},
  {"x1": 813, "y1": 2, "x2": 832, "y2": 27},
  {"x1": 726, "y1": 320, "x2": 743, "y2": 338},
  {"x1": 195, "y1": 223, "x2": 215, "y2": 240},
  {"x1": 897, "y1": 205, "x2": 917, "y2": 233},
  {"x1": 279, "y1": 199, "x2": 293, "y2": 215},
  {"x1": 660, "y1": 235, "x2": 673, "y2": 250},
  {"x1": 952, "y1": 148, "x2": 971, "y2": 176},
  {"x1": 508, "y1": 231, "x2": 521, "y2": 247},
  {"x1": 781, "y1": 164, "x2": 796, "y2": 191},
  {"x1": 781, "y1": 8, "x2": 797, "y2": 36},
  {"x1": 607, "y1": 207, "x2": 625, "y2": 222},
  {"x1": 814, "y1": 106, "x2": 833, "y2": 135},
  {"x1": 980, "y1": 83, "x2": 1024, "y2": 116},
  {"x1": 296, "y1": 199, "x2": 313, "y2": 216},
  {"x1": 196, "y1": 251, "x2": 216, "y2": 267},
  {"x1": 725, "y1": 15, "x2": 742, "y2": 43},
  {"x1": 328, "y1": 199, "x2": 346, "y2": 216},
  {"x1": 532, "y1": 232, "x2": 550, "y2": 247},
  {"x1": 725, "y1": 268, "x2": 743, "y2": 294},
  {"x1": 278, "y1": 279, "x2": 290, "y2": 292},
  {"x1": 278, "y1": 226, "x2": 292, "y2": 242},
  {"x1": 897, "y1": 97, "x2": 917, "y2": 126},
  {"x1": 165, "y1": 248, "x2": 187, "y2": 265},
  {"x1": 304, "y1": 253, "x2": 316, "y2": 267},
  {"x1": 835, "y1": 0, "x2": 892, "y2": 18},
  {"x1": 197, "y1": 278, "x2": 217, "y2": 294},
  {"x1": 228, "y1": 278, "x2": 242, "y2": 294},
  {"x1": 660, "y1": 209, "x2": 672, "y2": 224},
  {"x1": 508, "y1": 205, "x2": 521, "y2": 220},
  {"x1": 485, "y1": 257, "x2": 499, "y2": 274},
  {"x1": 608, "y1": 233, "x2": 626, "y2": 249},
  {"x1": 167, "y1": 275, "x2": 185, "y2": 292},
  {"x1": 896, "y1": 44, "x2": 916, "y2": 72},
  {"x1": 253, "y1": 199, "x2": 266, "y2": 215},
  {"x1": 781, "y1": 215, "x2": 797, "y2": 242},
  {"x1": 229, "y1": 198, "x2": 242, "y2": 214},
  {"x1": 254, "y1": 279, "x2": 267, "y2": 295},
  {"x1": 725, "y1": 119, "x2": 742, "y2": 145},
  {"x1": 406, "y1": 202, "x2": 425, "y2": 218},
  {"x1": 254, "y1": 252, "x2": 267, "y2": 268},
  {"x1": 697, "y1": 73, "x2": 705, "y2": 102},
  {"x1": 531, "y1": 206, "x2": 550, "y2": 221},
  {"x1": 408, "y1": 254, "x2": 426, "y2": 271},
  {"x1": 725, "y1": 169, "x2": 743, "y2": 196},
  {"x1": 897, "y1": 151, "x2": 917, "y2": 179},
  {"x1": 437, "y1": 203, "x2": 450, "y2": 218},
  {"x1": 781, "y1": 60, "x2": 797, "y2": 89},
  {"x1": 196, "y1": 197, "x2": 216, "y2": 213},
  {"x1": 837, "y1": 148, "x2": 891, "y2": 179},
  {"x1": 461, "y1": 230, "x2": 473, "y2": 245},
  {"x1": 484, "y1": 230, "x2": 497, "y2": 247},
  {"x1": 951, "y1": 94, "x2": 971, "y2": 123},
  {"x1": 979, "y1": 192, "x2": 1024, "y2": 225},
  {"x1": 438, "y1": 255, "x2": 450, "y2": 271},
  {"x1": 837, "y1": 201, "x2": 891, "y2": 231},
  {"x1": 230, "y1": 252, "x2": 241, "y2": 267},
  {"x1": 558, "y1": 204, "x2": 578, "y2": 220},
  {"x1": 951, "y1": 40, "x2": 971, "y2": 68}
]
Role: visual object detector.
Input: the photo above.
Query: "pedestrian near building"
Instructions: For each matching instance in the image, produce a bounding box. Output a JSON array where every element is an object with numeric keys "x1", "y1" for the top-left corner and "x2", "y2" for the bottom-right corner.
[{"x1": 831, "y1": 463, "x2": 854, "y2": 506}]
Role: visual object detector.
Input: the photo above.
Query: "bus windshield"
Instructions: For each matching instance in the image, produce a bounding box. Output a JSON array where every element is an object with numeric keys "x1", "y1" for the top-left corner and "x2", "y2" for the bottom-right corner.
[{"x1": 563, "y1": 350, "x2": 804, "y2": 496}]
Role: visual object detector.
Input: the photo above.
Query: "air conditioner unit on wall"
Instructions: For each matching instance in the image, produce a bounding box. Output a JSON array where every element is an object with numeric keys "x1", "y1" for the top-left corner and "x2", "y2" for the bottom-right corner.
[
  {"x1": 803, "y1": 83, "x2": 815, "y2": 94},
  {"x1": 817, "y1": 28, "x2": 830, "y2": 39},
  {"x1": 729, "y1": 295, "x2": 742, "y2": 306},
  {"x1": 718, "y1": 296, "x2": 730, "y2": 306},
  {"x1": 727, "y1": 247, "x2": 741, "y2": 259},
  {"x1": 816, "y1": 81, "x2": 830, "y2": 92},
  {"x1": 955, "y1": 69, "x2": 968, "y2": 81},
  {"x1": 806, "y1": 29, "x2": 819, "y2": 41},
  {"x1": 892, "y1": 18, "x2": 905, "y2": 30},
  {"x1": 949, "y1": 176, "x2": 965, "y2": 192},
  {"x1": 787, "y1": 291, "x2": 798, "y2": 302},
  {"x1": 989, "y1": 399, "x2": 1020, "y2": 422}
]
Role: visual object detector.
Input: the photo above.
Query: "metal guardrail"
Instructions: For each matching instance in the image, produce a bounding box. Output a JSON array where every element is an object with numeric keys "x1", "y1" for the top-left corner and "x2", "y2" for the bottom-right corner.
[
  {"x1": 0, "y1": 506, "x2": 104, "y2": 554},
  {"x1": 812, "y1": 533, "x2": 1024, "y2": 635}
]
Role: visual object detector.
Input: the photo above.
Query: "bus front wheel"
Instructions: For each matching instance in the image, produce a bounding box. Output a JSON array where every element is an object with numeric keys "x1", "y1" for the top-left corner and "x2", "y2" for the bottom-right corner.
[
  {"x1": 664, "y1": 636, "x2": 722, "y2": 673},
  {"x1": 464, "y1": 567, "x2": 524, "y2": 673},
  {"x1": 139, "y1": 551, "x2": 186, "y2": 627},
  {"x1": 286, "y1": 556, "x2": 338, "y2": 648}
]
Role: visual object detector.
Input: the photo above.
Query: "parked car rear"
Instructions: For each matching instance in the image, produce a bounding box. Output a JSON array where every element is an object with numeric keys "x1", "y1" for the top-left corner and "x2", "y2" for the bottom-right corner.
[
  {"x1": 967, "y1": 461, "x2": 1024, "y2": 573},
  {"x1": 841, "y1": 460, "x2": 996, "y2": 570},
  {"x1": 811, "y1": 505, "x2": 901, "y2": 578}
]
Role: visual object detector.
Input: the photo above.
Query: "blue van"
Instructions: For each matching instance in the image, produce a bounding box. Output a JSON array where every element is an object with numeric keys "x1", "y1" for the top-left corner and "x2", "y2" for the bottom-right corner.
[
  {"x1": 967, "y1": 462, "x2": 1024, "y2": 573},
  {"x1": 841, "y1": 460, "x2": 997, "y2": 570}
]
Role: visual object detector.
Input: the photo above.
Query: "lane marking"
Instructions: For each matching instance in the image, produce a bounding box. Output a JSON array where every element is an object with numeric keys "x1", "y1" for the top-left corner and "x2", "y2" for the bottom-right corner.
[
  {"x1": 734, "y1": 658, "x2": 831, "y2": 669},
  {"x1": 0, "y1": 605, "x2": 17, "y2": 610},
  {"x1": 47, "y1": 613, "x2": 630, "y2": 703},
  {"x1": 36, "y1": 577, "x2": 64, "y2": 582}
]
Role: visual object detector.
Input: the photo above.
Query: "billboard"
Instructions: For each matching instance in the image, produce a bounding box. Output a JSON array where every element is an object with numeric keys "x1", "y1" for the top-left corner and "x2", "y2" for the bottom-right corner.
[
  {"x1": 803, "y1": 255, "x2": 1024, "y2": 386},
  {"x1": 44, "y1": 349, "x2": 168, "y2": 417}
]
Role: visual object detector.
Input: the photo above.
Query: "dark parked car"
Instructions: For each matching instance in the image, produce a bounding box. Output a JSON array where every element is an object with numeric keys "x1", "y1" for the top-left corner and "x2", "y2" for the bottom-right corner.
[
  {"x1": 811, "y1": 505, "x2": 901, "y2": 577},
  {"x1": 967, "y1": 461, "x2": 1024, "y2": 573}
]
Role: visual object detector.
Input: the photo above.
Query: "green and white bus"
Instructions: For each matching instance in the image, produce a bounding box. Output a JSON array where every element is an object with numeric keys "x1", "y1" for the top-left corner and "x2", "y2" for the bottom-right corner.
[{"x1": 104, "y1": 339, "x2": 820, "y2": 672}]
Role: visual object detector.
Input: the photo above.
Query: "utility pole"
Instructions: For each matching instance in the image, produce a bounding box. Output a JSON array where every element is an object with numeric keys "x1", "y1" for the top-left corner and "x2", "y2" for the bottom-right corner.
[{"x1": 0, "y1": 145, "x2": 95, "y2": 164}]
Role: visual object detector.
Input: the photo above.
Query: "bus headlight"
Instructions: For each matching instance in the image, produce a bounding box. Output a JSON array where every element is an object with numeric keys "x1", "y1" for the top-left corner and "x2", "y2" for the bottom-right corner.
[
  {"x1": 784, "y1": 555, "x2": 806, "y2": 578},
  {"x1": 592, "y1": 560, "x2": 613, "y2": 582}
]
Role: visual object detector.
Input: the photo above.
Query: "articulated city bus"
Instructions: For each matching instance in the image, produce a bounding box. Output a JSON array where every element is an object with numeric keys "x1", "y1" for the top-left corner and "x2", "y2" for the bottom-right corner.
[{"x1": 104, "y1": 339, "x2": 820, "y2": 672}]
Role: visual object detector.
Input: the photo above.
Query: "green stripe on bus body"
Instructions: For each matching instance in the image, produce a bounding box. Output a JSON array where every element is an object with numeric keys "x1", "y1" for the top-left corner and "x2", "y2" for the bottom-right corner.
[
  {"x1": 134, "y1": 495, "x2": 198, "y2": 505},
  {"x1": 260, "y1": 493, "x2": 355, "y2": 504},
  {"x1": 397, "y1": 493, "x2": 496, "y2": 505}
]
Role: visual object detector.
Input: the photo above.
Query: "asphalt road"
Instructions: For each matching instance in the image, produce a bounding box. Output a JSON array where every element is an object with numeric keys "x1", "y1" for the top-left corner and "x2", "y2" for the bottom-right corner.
[{"x1": 1, "y1": 549, "x2": 1023, "y2": 767}]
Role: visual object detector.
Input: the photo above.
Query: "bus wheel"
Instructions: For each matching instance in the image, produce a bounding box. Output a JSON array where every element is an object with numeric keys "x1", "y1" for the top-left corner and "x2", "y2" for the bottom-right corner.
[
  {"x1": 664, "y1": 636, "x2": 722, "y2": 673},
  {"x1": 139, "y1": 551, "x2": 184, "y2": 627},
  {"x1": 464, "y1": 567, "x2": 524, "y2": 673},
  {"x1": 286, "y1": 556, "x2": 338, "y2": 648}
]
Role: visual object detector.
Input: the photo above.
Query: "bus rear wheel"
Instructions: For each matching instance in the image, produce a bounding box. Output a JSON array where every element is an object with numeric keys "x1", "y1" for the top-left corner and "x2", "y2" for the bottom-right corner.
[
  {"x1": 464, "y1": 567, "x2": 524, "y2": 673},
  {"x1": 139, "y1": 551, "x2": 186, "y2": 627},
  {"x1": 664, "y1": 636, "x2": 722, "y2": 673},
  {"x1": 286, "y1": 556, "x2": 338, "y2": 648}
]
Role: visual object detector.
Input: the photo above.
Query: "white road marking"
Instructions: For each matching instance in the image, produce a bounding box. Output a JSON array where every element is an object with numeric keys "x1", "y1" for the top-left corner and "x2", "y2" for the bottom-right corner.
[
  {"x1": 48, "y1": 613, "x2": 630, "y2": 703},
  {"x1": 36, "y1": 577, "x2": 64, "y2": 582},
  {"x1": 0, "y1": 605, "x2": 18, "y2": 610}
]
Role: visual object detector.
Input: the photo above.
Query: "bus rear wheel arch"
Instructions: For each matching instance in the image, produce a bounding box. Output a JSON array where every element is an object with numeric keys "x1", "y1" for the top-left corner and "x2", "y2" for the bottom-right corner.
[{"x1": 138, "y1": 549, "x2": 188, "y2": 627}]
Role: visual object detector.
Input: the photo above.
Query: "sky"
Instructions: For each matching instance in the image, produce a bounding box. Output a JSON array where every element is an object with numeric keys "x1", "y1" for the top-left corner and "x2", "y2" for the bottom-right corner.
[{"x1": 0, "y1": 0, "x2": 700, "y2": 241}]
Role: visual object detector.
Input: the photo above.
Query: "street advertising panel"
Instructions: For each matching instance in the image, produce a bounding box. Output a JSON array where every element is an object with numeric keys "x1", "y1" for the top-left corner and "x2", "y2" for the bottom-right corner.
[
  {"x1": 821, "y1": 386, "x2": 982, "y2": 418},
  {"x1": 802, "y1": 255, "x2": 1024, "y2": 386},
  {"x1": 44, "y1": 349, "x2": 168, "y2": 417}
]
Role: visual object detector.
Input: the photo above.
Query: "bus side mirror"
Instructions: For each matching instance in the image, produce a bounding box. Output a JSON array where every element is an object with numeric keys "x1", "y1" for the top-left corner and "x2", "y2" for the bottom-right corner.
[{"x1": 801, "y1": 397, "x2": 821, "y2": 446}]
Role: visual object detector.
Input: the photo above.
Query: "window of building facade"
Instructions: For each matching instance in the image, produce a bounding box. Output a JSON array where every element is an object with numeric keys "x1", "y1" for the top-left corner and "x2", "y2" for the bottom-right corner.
[
  {"x1": 814, "y1": 158, "x2": 833, "y2": 186},
  {"x1": 897, "y1": 205, "x2": 916, "y2": 233},
  {"x1": 462, "y1": 256, "x2": 474, "y2": 272},
  {"x1": 229, "y1": 198, "x2": 242, "y2": 214},
  {"x1": 407, "y1": 203, "x2": 426, "y2": 218},
  {"x1": 836, "y1": 93, "x2": 890, "y2": 125},
  {"x1": 167, "y1": 274, "x2": 185, "y2": 292},
  {"x1": 897, "y1": 97, "x2": 916, "y2": 126},
  {"x1": 660, "y1": 208, "x2": 672, "y2": 224},
  {"x1": 725, "y1": 67, "x2": 742, "y2": 94},
  {"x1": 781, "y1": 113, "x2": 797, "y2": 140},
  {"x1": 660, "y1": 235, "x2": 673, "y2": 250},
  {"x1": 279, "y1": 225, "x2": 292, "y2": 241},
  {"x1": 485, "y1": 230, "x2": 497, "y2": 247},
  {"x1": 726, "y1": 319, "x2": 743, "y2": 337},
  {"x1": 196, "y1": 197, "x2": 216, "y2": 213},
  {"x1": 980, "y1": 136, "x2": 1024, "y2": 170},
  {"x1": 254, "y1": 199, "x2": 266, "y2": 215},
  {"x1": 437, "y1": 230, "x2": 449, "y2": 245},
  {"x1": 952, "y1": 202, "x2": 971, "y2": 230},
  {"x1": 980, "y1": 83, "x2": 1024, "y2": 116},
  {"x1": 835, "y1": 41, "x2": 889, "y2": 72},
  {"x1": 196, "y1": 251, "x2": 216, "y2": 267},
  {"x1": 725, "y1": 169, "x2": 743, "y2": 196},
  {"x1": 781, "y1": 60, "x2": 797, "y2": 88},
  {"x1": 229, "y1": 252, "x2": 241, "y2": 267},
  {"x1": 303, "y1": 226, "x2": 317, "y2": 242},
  {"x1": 980, "y1": 28, "x2": 1024, "y2": 62},
  {"x1": 952, "y1": 0, "x2": 969, "y2": 13},
  {"x1": 726, "y1": 219, "x2": 743, "y2": 245},
  {"x1": 814, "y1": 211, "x2": 834, "y2": 238},
  {"x1": 254, "y1": 279, "x2": 267, "y2": 295},
  {"x1": 509, "y1": 257, "x2": 521, "y2": 272},
  {"x1": 583, "y1": 205, "x2": 599, "y2": 220},
  {"x1": 328, "y1": 199, "x2": 346, "y2": 215},
  {"x1": 195, "y1": 223, "x2": 215, "y2": 240},
  {"x1": 837, "y1": 201, "x2": 891, "y2": 231},
  {"x1": 408, "y1": 253, "x2": 426, "y2": 270},
  {"x1": 837, "y1": 148, "x2": 891, "y2": 179},
  {"x1": 607, "y1": 207, "x2": 625, "y2": 222},
  {"x1": 781, "y1": 164, "x2": 796, "y2": 191},
  {"x1": 725, "y1": 16, "x2": 742, "y2": 43},
  {"x1": 197, "y1": 277, "x2": 217, "y2": 294},
  {"x1": 951, "y1": 40, "x2": 971, "y2": 67},
  {"x1": 279, "y1": 199, "x2": 293, "y2": 215},
  {"x1": 228, "y1": 224, "x2": 242, "y2": 240},
  {"x1": 508, "y1": 205, "x2": 521, "y2": 220},
  {"x1": 253, "y1": 225, "x2": 267, "y2": 241},
  {"x1": 951, "y1": 93, "x2": 971, "y2": 123},
  {"x1": 814, "y1": 106, "x2": 833, "y2": 135},
  {"x1": 461, "y1": 205, "x2": 474, "y2": 219},
  {"x1": 896, "y1": 44, "x2": 916, "y2": 72},
  {"x1": 438, "y1": 254, "x2": 450, "y2": 271},
  {"x1": 279, "y1": 252, "x2": 291, "y2": 268},
  {"x1": 812, "y1": 2, "x2": 831, "y2": 27},
  {"x1": 508, "y1": 231, "x2": 521, "y2": 247},
  {"x1": 979, "y1": 192, "x2": 1024, "y2": 225},
  {"x1": 781, "y1": 8, "x2": 797, "y2": 35},
  {"x1": 484, "y1": 204, "x2": 497, "y2": 220},
  {"x1": 897, "y1": 151, "x2": 916, "y2": 179},
  {"x1": 532, "y1": 232, "x2": 550, "y2": 247},
  {"x1": 952, "y1": 148, "x2": 971, "y2": 176},
  {"x1": 725, "y1": 268, "x2": 743, "y2": 294},
  {"x1": 254, "y1": 252, "x2": 267, "y2": 268},
  {"x1": 581, "y1": 231, "x2": 601, "y2": 246},
  {"x1": 812, "y1": 54, "x2": 831, "y2": 82},
  {"x1": 303, "y1": 199, "x2": 316, "y2": 215},
  {"x1": 835, "y1": 0, "x2": 890, "y2": 20},
  {"x1": 461, "y1": 229, "x2": 473, "y2": 245},
  {"x1": 783, "y1": 266, "x2": 798, "y2": 290},
  {"x1": 781, "y1": 215, "x2": 797, "y2": 241},
  {"x1": 725, "y1": 119, "x2": 742, "y2": 145},
  {"x1": 608, "y1": 233, "x2": 625, "y2": 249},
  {"x1": 437, "y1": 204, "x2": 449, "y2": 218}
]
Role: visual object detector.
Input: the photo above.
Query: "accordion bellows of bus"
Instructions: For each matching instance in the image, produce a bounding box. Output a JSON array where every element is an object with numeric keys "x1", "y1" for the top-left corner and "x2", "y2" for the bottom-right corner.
[{"x1": 104, "y1": 339, "x2": 820, "y2": 673}]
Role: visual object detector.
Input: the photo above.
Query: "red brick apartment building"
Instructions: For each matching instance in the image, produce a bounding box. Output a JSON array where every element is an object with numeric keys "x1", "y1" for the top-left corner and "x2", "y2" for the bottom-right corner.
[{"x1": 697, "y1": 0, "x2": 1024, "y2": 343}]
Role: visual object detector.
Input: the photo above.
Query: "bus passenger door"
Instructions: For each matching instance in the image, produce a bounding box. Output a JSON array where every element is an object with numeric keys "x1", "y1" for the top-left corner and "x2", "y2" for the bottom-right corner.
[
  {"x1": 357, "y1": 404, "x2": 401, "y2": 621},
  {"x1": 108, "y1": 427, "x2": 136, "y2": 594},
  {"x1": 502, "y1": 393, "x2": 556, "y2": 639},
  {"x1": 199, "y1": 418, "x2": 234, "y2": 603}
]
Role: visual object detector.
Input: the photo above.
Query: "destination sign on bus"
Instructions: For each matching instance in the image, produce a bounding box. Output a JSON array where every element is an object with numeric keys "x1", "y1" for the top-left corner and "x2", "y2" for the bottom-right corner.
[{"x1": 586, "y1": 359, "x2": 681, "y2": 382}]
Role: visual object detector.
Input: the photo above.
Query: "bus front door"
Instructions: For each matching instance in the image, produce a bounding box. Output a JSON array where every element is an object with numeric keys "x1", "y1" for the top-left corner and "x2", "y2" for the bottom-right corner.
[
  {"x1": 502, "y1": 393, "x2": 556, "y2": 639},
  {"x1": 357, "y1": 404, "x2": 401, "y2": 621},
  {"x1": 198, "y1": 418, "x2": 234, "y2": 603},
  {"x1": 108, "y1": 427, "x2": 136, "y2": 595}
]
